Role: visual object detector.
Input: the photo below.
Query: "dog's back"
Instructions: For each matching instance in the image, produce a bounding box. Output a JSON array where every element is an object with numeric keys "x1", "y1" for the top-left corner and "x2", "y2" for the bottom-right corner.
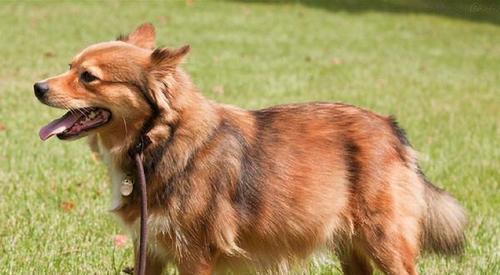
[{"x1": 136, "y1": 101, "x2": 466, "y2": 274}]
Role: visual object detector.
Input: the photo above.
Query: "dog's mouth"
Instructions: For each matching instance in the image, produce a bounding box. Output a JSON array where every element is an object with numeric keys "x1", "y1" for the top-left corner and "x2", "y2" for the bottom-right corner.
[{"x1": 39, "y1": 107, "x2": 111, "y2": 141}]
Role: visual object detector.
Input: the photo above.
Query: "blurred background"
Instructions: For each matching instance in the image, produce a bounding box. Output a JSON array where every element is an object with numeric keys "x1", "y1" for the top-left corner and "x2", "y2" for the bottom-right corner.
[{"x1": 0, "y1": 0, "x2": 498, "y2": 274}]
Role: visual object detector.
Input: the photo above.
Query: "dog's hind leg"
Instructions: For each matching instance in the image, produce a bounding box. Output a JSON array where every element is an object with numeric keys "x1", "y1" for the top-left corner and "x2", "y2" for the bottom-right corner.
[
  {"x1": 360, "y1": 228, "x2": 418, "y2": 275},
  {"x1": 336, "y1": 244, "x2": 373, "y2": 275}
]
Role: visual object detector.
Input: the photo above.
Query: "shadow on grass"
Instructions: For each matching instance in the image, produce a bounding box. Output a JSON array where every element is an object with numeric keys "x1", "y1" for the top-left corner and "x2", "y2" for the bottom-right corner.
[{"x1": 230, "y1": 0, "x2": 500, "y2": 26}]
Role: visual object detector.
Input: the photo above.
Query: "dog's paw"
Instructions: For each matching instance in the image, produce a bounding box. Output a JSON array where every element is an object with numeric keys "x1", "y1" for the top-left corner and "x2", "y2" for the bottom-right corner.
[{"x1": 122, "y1": 266, "x2": 134, "y2": 274}]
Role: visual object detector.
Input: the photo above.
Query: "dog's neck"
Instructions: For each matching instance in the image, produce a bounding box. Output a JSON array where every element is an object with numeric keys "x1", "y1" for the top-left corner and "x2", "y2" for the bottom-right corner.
[{"x1": 94, "y1": 69, "x2": 220, "y2": 172}]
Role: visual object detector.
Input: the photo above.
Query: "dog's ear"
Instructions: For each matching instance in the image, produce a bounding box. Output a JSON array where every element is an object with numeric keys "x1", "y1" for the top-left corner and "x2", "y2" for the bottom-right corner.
[
  {"x1": 142, "y1": 45, "x2": 191, "y2": 116},
  {"x1": 117, "y1": 23, "x2": 156, "y2": 49},
  {"x1": 148, "y1": 44, "x2": 190, "y2": 77}
]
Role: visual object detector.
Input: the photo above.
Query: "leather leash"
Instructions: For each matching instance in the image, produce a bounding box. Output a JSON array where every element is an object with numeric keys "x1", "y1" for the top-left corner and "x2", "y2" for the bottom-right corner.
[
  {"x1": 126, "y1": 82, "x2": 159, "y2": 275},
  {"x1": 125, "y1": 138, "x2": 149, "y2": 275},
  {"x1": 132, "y1": 143, "x2": 148, "y2": 275}
]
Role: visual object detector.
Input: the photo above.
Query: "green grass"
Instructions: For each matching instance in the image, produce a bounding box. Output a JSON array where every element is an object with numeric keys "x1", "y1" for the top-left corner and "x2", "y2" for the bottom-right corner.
[{"x1": 0, "y1": 0, "x2": 499, "y2": 274}]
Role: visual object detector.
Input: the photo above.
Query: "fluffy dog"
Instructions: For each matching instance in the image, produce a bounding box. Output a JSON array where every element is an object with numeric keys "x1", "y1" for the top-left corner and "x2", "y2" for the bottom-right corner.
[{"x1": 35, "y1": 23, "x2": 466, "y2": 275}]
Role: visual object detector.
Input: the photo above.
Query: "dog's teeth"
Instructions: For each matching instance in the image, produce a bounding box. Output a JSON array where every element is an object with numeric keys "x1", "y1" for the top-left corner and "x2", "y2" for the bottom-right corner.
[{"x1": 89, "y1": 112, "x2": 96, "y2": 119}]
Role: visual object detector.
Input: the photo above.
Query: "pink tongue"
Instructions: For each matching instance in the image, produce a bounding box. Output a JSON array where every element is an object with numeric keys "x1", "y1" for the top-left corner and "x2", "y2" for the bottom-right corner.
[{"x1": 39, "y1": 111, "x2": 83, "y2": 141}]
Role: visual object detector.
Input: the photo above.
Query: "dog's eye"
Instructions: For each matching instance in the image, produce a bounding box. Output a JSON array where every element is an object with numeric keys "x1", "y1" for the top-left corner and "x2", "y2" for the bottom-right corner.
[{"x1": 80, "y1": 71, "x2": 98, "y2": 83}]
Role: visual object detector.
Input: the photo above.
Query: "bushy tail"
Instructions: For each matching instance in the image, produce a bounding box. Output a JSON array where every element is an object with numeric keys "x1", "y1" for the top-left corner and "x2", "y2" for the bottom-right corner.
[{"x1": 422, "y1": 179, "x2": 467, "y2": 255}]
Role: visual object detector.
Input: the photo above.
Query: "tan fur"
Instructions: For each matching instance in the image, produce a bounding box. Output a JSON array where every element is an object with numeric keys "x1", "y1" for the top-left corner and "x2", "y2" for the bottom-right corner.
[{"x1": 36, "y1": 23, "x2": 466, "y2": 275}]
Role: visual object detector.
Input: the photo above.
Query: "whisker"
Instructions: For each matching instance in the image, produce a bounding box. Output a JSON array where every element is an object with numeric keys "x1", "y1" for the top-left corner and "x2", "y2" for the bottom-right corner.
[
  {"x1": 122, "y1": 116, "x2": 128, "y2": 137},
  {"x1": 76, "y1": 108, "x2": 87, "y2": 117},
  {"x1": 44, "y1": 97, "x2": 96, "y2": 119}
]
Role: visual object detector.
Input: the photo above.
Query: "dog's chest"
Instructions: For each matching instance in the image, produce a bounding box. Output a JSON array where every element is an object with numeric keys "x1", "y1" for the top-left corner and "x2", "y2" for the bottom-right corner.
[
  {"x1": 95, "y1": 137, "x2": 128, "y2": 211},
  {"x1": 93, "y1": 136, "x2": 179, "y2": 258}
]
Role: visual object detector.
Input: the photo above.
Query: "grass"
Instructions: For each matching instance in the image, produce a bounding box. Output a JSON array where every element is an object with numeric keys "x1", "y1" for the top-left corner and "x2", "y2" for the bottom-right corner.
[{"x1": 0, "y1": 0, "x2": 498, "y2": 274}]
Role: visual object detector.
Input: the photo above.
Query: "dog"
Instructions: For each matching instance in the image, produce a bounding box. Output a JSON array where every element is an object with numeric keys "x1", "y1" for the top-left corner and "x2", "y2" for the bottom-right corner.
[{"x1": 35, "y1": 23, "x2": 466, "y2": 275}]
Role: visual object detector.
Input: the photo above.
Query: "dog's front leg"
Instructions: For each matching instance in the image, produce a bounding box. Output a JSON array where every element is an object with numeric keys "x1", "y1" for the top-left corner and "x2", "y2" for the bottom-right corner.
[
  {"x1": 130, "y1": 241, "x2": 166, "y2": 275},
  {"x1": 177, "y1": 251, "x2": 219, "y2": 275}
]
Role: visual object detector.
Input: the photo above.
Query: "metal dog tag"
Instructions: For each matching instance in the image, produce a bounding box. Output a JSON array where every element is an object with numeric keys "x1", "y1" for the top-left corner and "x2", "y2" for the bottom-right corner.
[{"x1": 120, "y1": 176, "x2": 134, "y2": 196}]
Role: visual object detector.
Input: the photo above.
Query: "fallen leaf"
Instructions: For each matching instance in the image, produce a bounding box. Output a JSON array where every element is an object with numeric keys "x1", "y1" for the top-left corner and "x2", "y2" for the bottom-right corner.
[
  {"x1": 331, "y1": 58, "x2": 343, "y2": 65},
  {"x1": 0, "y1": 123, "x2": 5, "y2": 132},
  {"x1": 242, "y1": 7, "x2": 252, "y2": 16},
  {"x1": 113, "y1": 234, "x2": 129, "y2": 248},
  {"x1": 61, "y1": 248, "x2": 79, "y2": 255},
  {"x1": 60, "y1": 201, "x2": 75, "y2": 212},
  {"x1": 376, "y1": 78, "x2": 387, "y2": 88},
  {"x1": 156, "y1": 15, "x2": 170, "y2": 25},
  {"x1": 185, "y1": 0, "x2": 193, "y2": 6},
  {"x1": 43, "y1": 51, "x2": 56, "y2": 58},
  {"x1": 212, "y1": 85, "x2": 224, "y2": 95}
]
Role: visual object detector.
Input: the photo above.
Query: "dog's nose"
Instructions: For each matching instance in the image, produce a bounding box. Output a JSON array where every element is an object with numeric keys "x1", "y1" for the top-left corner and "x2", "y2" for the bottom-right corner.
[{"x1": 34, "y1": 82, "x2": 49, "y2": 100}]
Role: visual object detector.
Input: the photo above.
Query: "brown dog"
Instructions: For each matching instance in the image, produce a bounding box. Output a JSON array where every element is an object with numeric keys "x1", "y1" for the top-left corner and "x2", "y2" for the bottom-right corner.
[{"x1": 35, "y1": 23, "x2": 466, "y2": 275}]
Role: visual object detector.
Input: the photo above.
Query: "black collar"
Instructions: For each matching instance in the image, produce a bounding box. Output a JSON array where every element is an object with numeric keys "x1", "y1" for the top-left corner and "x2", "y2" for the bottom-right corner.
[{"x1": 128, "y1": 83, "x2": 159, "y2": 158}]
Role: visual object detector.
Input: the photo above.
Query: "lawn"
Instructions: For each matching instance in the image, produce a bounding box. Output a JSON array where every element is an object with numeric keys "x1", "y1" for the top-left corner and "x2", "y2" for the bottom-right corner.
[{"x1": 0, "y1": 0, "x2": 498, "y2": 274}]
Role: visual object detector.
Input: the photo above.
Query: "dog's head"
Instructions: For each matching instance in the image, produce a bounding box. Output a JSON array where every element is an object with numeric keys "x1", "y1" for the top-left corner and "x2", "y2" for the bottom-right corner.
[{"x1": 35, "y1": 23, "x2": 189, "y2": 141}]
